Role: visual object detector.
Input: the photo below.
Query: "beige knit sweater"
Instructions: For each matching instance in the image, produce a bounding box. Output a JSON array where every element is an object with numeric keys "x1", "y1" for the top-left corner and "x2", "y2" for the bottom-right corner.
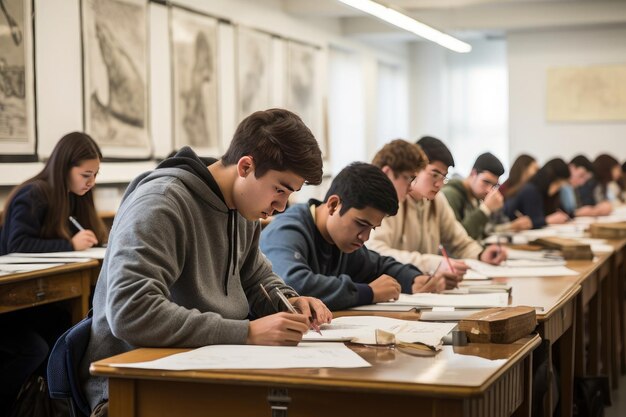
[{"x1": 366, "y1": 192, "x2": 484, "y2": 274}]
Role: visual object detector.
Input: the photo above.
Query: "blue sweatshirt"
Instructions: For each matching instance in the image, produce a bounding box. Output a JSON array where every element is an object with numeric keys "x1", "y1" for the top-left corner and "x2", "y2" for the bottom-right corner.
[
  {"x1": 503, "y1": 182, "x2": 547, "y2": 229},
  {"x1": 260, "y1": 200, "x2": 423, "y2": 311},
  {"x1": 0, "y1": 184, "x2": 74, "y2": 255}
]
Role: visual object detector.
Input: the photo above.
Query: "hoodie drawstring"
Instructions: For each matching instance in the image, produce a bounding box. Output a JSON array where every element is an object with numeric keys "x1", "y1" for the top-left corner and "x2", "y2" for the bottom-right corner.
[{"x1": 224, "y1": 209, "x2": 238, "y2": 295}]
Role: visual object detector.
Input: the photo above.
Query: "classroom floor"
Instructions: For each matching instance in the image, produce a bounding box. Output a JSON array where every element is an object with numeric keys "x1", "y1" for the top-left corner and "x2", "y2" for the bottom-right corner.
[{"x1": 606, "y1": 375, "x2": 626, "y2": 417}]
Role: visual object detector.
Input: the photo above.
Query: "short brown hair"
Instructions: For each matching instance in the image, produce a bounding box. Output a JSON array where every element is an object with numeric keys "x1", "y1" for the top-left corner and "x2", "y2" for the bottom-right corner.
[
  {"x1": 371, "y1": 139, "x2": 428, "y2": 176},
  {"x1": 222, "y1": 109, "x2": 323, "y2": 185}
]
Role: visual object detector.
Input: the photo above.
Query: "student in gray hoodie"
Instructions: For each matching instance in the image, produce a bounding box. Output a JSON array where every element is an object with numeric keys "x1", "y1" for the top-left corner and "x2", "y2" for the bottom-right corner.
[{"x1": 81, "y1": 109, "x2": 332, "y2": 415}]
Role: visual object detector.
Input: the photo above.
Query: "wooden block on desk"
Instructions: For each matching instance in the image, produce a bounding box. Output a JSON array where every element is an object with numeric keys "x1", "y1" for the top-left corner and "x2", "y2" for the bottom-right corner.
[
  {"x1": 589, "y1": 222, "x2": 626, "y2": 239},
  {"x1": 531, "y1": 236, "x2": 593, "y2": 260},
  {"x1": 458, "y1": 306, "x2": 537, "y2": 344}
]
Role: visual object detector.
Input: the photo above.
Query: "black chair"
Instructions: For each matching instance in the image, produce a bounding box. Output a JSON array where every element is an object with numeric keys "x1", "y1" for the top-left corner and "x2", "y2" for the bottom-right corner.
[{"x1": 47, "y1": 313, "x2": 93, "y2": 417}]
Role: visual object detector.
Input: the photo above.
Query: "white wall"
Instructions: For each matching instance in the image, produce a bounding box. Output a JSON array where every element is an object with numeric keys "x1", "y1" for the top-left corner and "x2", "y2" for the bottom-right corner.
[
  {"x1": 508, "y1": 26, "x2": 626, "y2": 165},
  {"x1": 408, "y1": 39, "x2": 509, "y2": 176}
]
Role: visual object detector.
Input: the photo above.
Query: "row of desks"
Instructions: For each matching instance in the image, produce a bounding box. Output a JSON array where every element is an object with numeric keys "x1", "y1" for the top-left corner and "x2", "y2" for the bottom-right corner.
[{"x1": 1, "y1": 238, "x2": 625, "y2": 417}]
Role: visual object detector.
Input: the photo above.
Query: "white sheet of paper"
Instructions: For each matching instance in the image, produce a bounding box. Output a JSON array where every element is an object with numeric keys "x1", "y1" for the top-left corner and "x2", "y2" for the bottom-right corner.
[
  {"x1": 377, "y1": 292, "x2": 509, "y2": 308},
  {"x1": 303, "y1": 316, "x2": 456, "y2": 349},
  {"x1": 8, "y1": 247, "x2": 107, "y2": 259},
  {"x1": 464, "y1": 259, "x2": 578, "y2": 278},
  {"x1": 0, "y1": 263, "x2": 64, "y2": 273},
  {"x1": 0, "y1": 256, "x2": 91, "y2": 264},
  {"x1": 109, "y1": 343, "x2": 371, "y2": 370},
  {"x1": 349, "y1": 304, "x2": 417, "y2": 312}
]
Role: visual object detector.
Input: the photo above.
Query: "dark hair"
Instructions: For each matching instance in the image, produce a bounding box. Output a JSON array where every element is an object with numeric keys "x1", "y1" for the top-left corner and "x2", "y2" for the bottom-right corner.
[
  {"x1": 371, "y1": 139, "x2": 428, "y2": 175},
  {"x1": 593, "y1": 154, "x2": 620, "y2": 198},
  {"x1": 569, "y1": 155, "x2": 594, "y2": 173},
  {"x1": 529, "y1": 158, "x2": 570, "y2": 198},
  {"x1": 222, "y1": 108, "x2": 323, "y2": 185},
  {"x1": 473, "y1": 152, "x2": 504, "y2": 176},
  {"x1": 593, "y1": 154, "x2": 619, "y2": 186},
  {"x1": 324, "y1": 162, "x2": 398, "y2": 216},
  {"x1": 1, "y1": 132, "x2": 107, "y2": 243},
  {"x1": 416, "y1": 136, "x2": 455, "y2": 167},
  {"x1": 504, "y1": 154, "x2": 536, "y2": 199}
]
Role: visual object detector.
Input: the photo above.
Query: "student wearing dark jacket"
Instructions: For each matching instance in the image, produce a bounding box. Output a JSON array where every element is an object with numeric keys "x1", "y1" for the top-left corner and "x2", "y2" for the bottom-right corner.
[
  {"x1": 0, "y1": 132, "x2": 107, "y2": 255},
  {"x1": 504, "y1": 158, "x2": 571, "y2": 229},
  {"x1": 260, "y1": 162, "x2": 445, "y2": 311},
  {"x1": 0, "y1": 132, "x2": 104, "y2": 414}
]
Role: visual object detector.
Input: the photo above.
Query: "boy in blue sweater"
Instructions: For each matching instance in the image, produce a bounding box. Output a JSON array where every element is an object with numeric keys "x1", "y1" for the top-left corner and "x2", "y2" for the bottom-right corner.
[{"x1": 260, "y1": 162, "x2": 444, "y2": 311}]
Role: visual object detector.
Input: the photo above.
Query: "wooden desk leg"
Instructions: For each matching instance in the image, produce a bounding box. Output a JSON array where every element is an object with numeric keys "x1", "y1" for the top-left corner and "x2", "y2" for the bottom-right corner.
[
  {"x1": 512, "y1": 352, "x2": 533, "y2": 417},
  {"x1": 588, "y1": 280, "x2": 600, "y2": 376},
  {"x1": 559, "y1": 298, "x2": 576, "y2": 417},
  {"x1": 574, "y1": 295, "x2": 585, "y2": 377},
  {"x1": 617, "y1": 252, "x2": 626, "y2": 376},
  {"x1": 600, "y1": 267, "x2": 612, "y2": 385},
  {"x1": 109, "y1": 379, "x2": 135, "y2": 417}
]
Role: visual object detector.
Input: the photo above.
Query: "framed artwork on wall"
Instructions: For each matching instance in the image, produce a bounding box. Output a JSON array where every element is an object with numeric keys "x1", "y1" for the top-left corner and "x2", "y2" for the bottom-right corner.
[
  {"x1": 285, "y1": 41, "x2": 327, "y2": 160},
  {"x1": 81, "y1": 0, "x2": 152, "y2": 159},
  {"x1": 0, "y1": 0, "x2": 36, "y2": 160},
  {"x1": 171, "y1": 6, "x2": 220, "y2": 157},
  {"x1": 236, "y1": 26, "x2": 272, "y2": 124}
]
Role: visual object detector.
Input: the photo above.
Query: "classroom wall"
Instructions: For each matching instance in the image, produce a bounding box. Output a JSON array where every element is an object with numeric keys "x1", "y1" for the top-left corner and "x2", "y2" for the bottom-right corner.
[
  {"x1": 508, "y1": 25, "x2": 626, "y2": 165},
  {"x1": 0, "y1": 0, "x2": 410, "y2": 208}
]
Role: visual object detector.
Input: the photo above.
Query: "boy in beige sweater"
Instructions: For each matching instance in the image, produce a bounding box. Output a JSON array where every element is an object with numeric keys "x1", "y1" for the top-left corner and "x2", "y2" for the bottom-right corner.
[{"x1": 367, "y1": 136, "x2": 507, "y2": 278}]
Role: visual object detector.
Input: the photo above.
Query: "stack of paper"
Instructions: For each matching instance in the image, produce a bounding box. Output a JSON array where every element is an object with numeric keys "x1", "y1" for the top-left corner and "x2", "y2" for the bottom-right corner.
[
  {"x1": 377, "y1": 292, "x2": 509, "y2": 308},
  {"x1": 464, "y1": 259, "x2": 578, "y2": 278},
  {"x1": 0, "y1": 249, "x2": 104, "y2": 275},
  {"x1": 303, "y1": 316, "x2": 456, "y2": 350},
  {"x1": 110, "y1": 343, "x2": 371, "y2": 370}
]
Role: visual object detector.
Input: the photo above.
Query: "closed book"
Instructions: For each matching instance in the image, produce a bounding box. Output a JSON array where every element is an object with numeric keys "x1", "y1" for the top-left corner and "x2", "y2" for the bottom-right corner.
[
  {"x1": 589, "y1": 222, "x2": 626, "y2": 239},
  {"x1": 458, "y1": 306, "x2": 537, "y2": 344},
  {"x1": 530, "y1": 236, "x2": 593, "y2": 260}
]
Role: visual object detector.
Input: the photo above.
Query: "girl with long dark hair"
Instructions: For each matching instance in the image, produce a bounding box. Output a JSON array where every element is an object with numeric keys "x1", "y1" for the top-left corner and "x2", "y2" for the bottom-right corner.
[
  {"x1": 0, "y1": 132, "x2": 107, "y2": 255},
  {"x1": 504, "y1": 158, "x2": 571, "y2": 229}
]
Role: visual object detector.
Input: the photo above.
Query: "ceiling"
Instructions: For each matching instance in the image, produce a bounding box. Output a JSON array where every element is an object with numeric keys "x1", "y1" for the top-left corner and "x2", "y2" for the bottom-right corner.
[{"x1": 278, "y1": 0, "x2": 626, "y2": 42}]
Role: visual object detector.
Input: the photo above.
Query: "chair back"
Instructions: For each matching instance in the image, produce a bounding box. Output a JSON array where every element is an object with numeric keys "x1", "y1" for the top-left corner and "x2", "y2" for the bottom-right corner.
[{"x1": 47, "y1": 313, "x2": 93, "y2": 417}]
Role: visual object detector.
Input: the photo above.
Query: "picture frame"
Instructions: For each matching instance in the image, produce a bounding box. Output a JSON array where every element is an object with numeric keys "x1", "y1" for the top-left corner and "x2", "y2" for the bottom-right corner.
[
  {"x1": 81, "y1": 0, "x2": 152, "y2": 159},
  {"x1": 170, "y1": 6, "x2": 220, "y2": 157},
  {"x1": 0, "y1": 0, "x2": 36, "y2": 160}
]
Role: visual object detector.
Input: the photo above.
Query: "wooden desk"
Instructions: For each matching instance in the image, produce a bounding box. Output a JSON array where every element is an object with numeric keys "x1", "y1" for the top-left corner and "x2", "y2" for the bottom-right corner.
[
  {"x1": 0, "y1": 260, "x2": 100, "y2": 323},
  {"x1": 92, "y1": 335, "x2": 540, "y2": 417},
  {"x1": 499, "y1": 274, "x2": 581, "y2": 417},
  {"x1": 609, "y1": 239, "x2": 626, "y2": 386}
]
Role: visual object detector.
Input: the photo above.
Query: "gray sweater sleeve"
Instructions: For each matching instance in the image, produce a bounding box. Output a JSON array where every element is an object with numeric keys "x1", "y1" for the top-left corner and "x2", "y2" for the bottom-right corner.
[{"x1": 104, "y1": 193, "x2": 249, "y2": 347}]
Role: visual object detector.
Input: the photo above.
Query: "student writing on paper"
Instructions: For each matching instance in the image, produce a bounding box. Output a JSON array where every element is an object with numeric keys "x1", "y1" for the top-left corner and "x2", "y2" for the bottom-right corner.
[
  {"x1": 499, "y1": 154, "x2": 538, "y2": 201},
  {"x1": 592, "y1": 154, "x2": 624, "y2": 206},
  {"x1": 559, "y1": 155, "x2": 612, "y2": 217},
  {"x1": 504, "y1": 158, "x2": 571, "y2": 229},
  {"x1": 0, "y1": 132, "x2": 107, "y2": 255},
  {"x1": 442, "y1": 152, "x2": 532, "y2": 239},
  {"x1": 260, "y1": 162, "x2": 445, "y2": 311},
  {"x1": 80, "y1": 110, "x2": 332, "y2": 415},
  {"x1": 370, "y1": 139, "x2": 460, "y2": 287},
  {"x1": 367, "y1": 136, "x2": 506, "y2": 280}
]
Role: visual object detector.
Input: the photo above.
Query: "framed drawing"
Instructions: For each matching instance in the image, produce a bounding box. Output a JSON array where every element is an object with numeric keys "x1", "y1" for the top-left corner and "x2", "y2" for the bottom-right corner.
[
  {"x1": 81, "y1": 0, "x2": 151, "y2": 159},
  {"x1": 547, "y1": 64, "x2": 626, "y2": 122},
  {"x1": 171, "y1": 6, "x2": 219, "y2": 156},
  {"x1": 0, "y1": 0, "x2": 36, "y2": 159},
  {"x1": 285, "y1": 41, "x2": 327, "y2": 159},
  {"x1": 236, "y1": 26, "x2": 272, "y2": 123}
]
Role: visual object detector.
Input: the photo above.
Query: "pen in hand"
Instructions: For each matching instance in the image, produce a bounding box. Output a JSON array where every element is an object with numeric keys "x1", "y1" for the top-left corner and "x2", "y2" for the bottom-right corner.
[
  {"x1": 260, "y1": 284, "x2": 322, "y2": 335},
  {"x1": 438, "y1": 244, "x2": 457, "y2": 275},
  {"x1": 69, "y1": 216, "x2": 85, "y2": 231}
]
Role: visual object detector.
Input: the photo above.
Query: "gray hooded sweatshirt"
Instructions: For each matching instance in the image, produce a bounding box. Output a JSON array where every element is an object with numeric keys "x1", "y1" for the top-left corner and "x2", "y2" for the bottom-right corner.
[{"x1": 80, "y1": 147, "x2": 298, "y2": 409}]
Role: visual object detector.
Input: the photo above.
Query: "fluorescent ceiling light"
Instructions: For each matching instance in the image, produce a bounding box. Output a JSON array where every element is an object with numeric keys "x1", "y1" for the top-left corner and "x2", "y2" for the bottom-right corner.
[{"x1": 338, "y1": 0, "x2": 471, "y2": 53}]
